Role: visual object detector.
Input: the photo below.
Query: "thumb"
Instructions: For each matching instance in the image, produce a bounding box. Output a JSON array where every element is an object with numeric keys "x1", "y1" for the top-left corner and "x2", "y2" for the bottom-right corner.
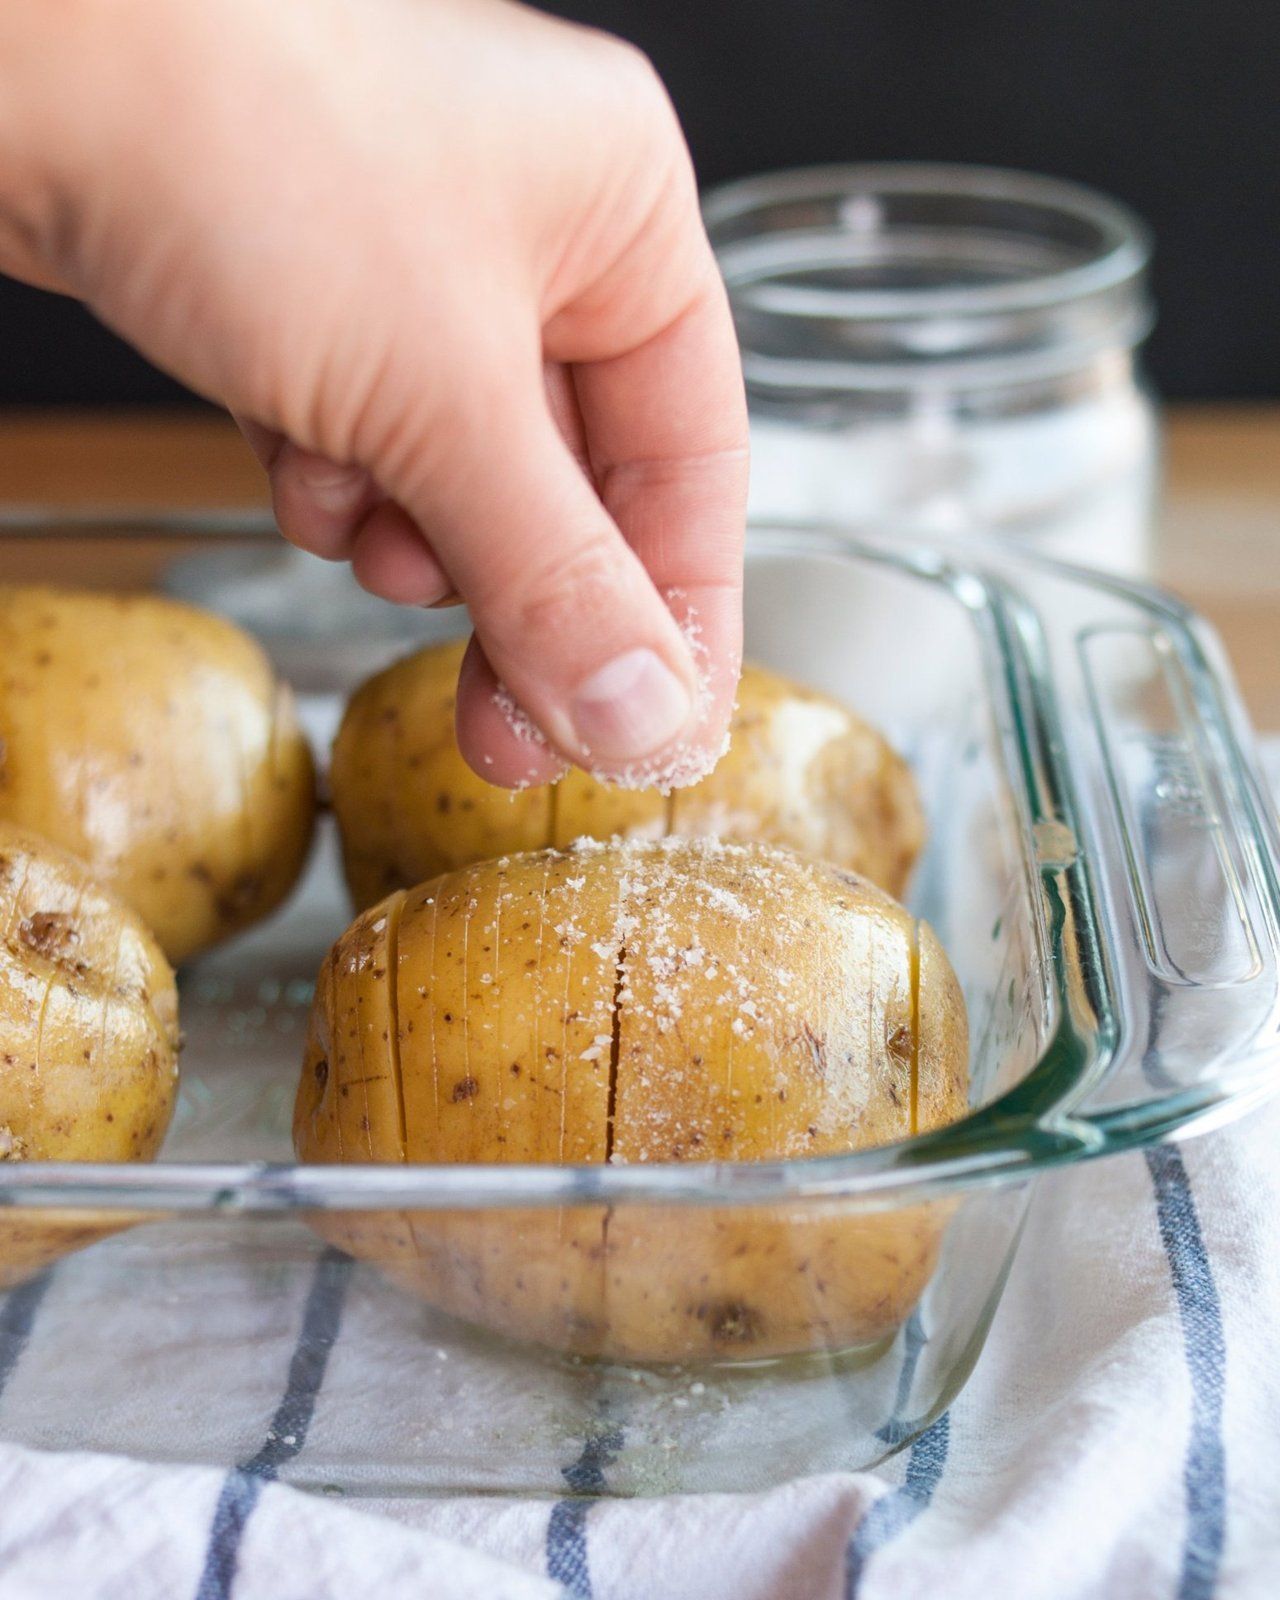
[{"x1": 374, "y1": 360, "x2": 714, "y2": 791}]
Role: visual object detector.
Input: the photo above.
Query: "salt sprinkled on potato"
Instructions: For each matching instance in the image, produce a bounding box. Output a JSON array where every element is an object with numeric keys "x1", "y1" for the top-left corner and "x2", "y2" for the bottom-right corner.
[{"x1": 295, "y1": 838, "x2": 967, "y2": 1362}]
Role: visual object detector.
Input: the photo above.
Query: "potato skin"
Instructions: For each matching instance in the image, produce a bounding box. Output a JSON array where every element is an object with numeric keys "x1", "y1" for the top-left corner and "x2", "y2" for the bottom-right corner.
[
  {"x1": 0, "y1": 821, "x2": 181, "y2": 1286},
  {"x1": 330, "y1": 640, "x2": 923, "y2": 910},
  {"x1": 0, "y1": 586, "x2": 316, "y2": 963},
  {"x1": 295, "y1": 839, "x2": 967, "y2": 1363}
]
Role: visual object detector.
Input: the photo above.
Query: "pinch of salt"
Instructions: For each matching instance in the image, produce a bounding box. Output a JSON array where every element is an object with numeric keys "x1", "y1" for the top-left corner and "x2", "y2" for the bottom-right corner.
[
  {"x1": 704, "y1": 884, "x2": 750, "y2": 919},
  {"x1": 491, "y1": 681, "x2": 547, "y2": 747}
]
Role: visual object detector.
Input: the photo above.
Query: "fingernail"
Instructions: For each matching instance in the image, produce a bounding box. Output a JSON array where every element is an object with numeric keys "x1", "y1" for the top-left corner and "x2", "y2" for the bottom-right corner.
[{"x1": 571, "y1": 648, "x2": 692, "y2": 760}]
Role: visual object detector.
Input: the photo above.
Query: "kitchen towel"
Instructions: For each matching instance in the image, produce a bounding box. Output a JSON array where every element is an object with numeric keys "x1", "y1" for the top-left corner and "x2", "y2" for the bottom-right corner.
[
  {"x1": 0, "y1": 772, "x2": 1278, "y2": 1600},
  {"x1": 3, "y1": 1096, "x2": 1278, "y2": 1600}
]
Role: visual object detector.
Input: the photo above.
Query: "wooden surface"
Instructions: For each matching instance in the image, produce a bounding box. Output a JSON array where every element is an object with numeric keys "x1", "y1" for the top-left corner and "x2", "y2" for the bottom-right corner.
[
  {"x1": 0, "y1": 411, "x2": 266, "y2": 508},
  {"x1": 0, "y1": 404, "x2": 1277, "y2": 722},
  {"x1": 1159, "y1": 407, "x2": 1280, "y2": 728}
]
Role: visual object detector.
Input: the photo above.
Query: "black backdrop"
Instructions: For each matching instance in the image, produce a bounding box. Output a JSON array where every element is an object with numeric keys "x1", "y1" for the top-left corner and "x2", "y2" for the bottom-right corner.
[{"x1": 2, "y1": 0, "x2": 1276, "y2": 405}]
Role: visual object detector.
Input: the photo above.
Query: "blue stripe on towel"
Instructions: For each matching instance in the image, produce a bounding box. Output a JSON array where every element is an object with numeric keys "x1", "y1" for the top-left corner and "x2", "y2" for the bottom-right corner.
[
  {"x1": 193, "y1": 1246, "x2": 353, "y2": 1600},
  {"x1": 195, "y1": 1473, "x2": 266, "y2": 1600},
  {"x1": 1145, "y1": 1144, "x2": 1227, "y2": 1600},
  {"x1": 875, "y1": 1311, "x2": 928, "y2": 1449},
  {"x1": 545, "y1": 1423, "x2": 625, "y2": 1598},
  {"x1": 546, "y1": 1501, "x2": 594, "y2": 1599},
  {"x1": 0, "y1": 1269, "x2": 53, "y2": 1399},
  {"x1": 844, "y1": 1412, "x2": 950, "y2": 1598}
]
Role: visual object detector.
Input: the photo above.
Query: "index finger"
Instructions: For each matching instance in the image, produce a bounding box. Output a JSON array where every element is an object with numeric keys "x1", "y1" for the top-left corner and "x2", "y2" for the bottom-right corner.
[{"x1": 562, "y1": 263, "x2": 749, "y2": 758}]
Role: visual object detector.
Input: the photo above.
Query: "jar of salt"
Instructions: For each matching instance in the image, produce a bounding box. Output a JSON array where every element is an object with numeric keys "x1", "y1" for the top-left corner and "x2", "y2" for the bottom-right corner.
[{"x1": 704, "y1": 164, "x2": 1157, "y2": 574}]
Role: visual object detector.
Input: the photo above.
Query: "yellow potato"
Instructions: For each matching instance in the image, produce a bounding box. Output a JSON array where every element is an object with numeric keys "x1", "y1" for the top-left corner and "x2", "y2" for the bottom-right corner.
[
  {"x1": 0, "y1": 586, "x2": 316, "y2": 963},
  {"x1": 328, "y1": 639, "x2": 552, "y2": 912},
  {"x1": 330, "y1": 640, "x2": 923, "y2": 909},
  {"x1": 0, "y1": 821, "x2": 180, "y2": 1285},
  {"x1": 295, "y1": 838, "x2": 968, "y2": 1362}
]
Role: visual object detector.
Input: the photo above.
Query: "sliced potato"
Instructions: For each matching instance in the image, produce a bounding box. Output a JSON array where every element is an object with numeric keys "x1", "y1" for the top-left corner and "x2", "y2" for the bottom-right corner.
[
  {"x1": 295, "y1": 839, "x2": 968, "y2": 1362},
  {"x1": 330, "y1": 641, "x2": 924, "y2": 909},
  {"x1": 0, "y1": 585, "x2": 316, "y2": 963},
  {"x1": 0, "y1": 821, "x2": 180, "y2": 1285}
]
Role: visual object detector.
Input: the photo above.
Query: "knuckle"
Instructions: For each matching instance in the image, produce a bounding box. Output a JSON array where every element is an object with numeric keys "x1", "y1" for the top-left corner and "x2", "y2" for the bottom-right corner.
[
  {"x1": 509, "y1": 536, "x2": 630, "y2": 644},
  {"x1": 600, "y1": 38, "x2": 676, "y2": 127},
  {"x1": 599, "y1": 34, "x2": 657, "y2": 84}
]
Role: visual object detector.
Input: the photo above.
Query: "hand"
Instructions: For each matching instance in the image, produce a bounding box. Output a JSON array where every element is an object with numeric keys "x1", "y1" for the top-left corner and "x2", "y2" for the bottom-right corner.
[{"x1": 0, "y1": 0, "x2": 747, "y2": 787}]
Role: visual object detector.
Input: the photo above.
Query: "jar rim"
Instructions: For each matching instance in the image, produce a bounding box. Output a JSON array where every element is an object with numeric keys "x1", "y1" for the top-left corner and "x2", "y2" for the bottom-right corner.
[
  {"x1": 704, "y1": 163, "x2": 1152, "y2": 319},
  {"x1": 705, "y1": 164, "x2": 1154, "y2": 390}
]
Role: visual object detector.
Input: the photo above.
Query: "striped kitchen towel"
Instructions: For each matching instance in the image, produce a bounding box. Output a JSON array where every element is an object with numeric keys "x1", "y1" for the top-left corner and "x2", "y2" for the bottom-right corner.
[{"x1": 0, "y1": 1098, "x2": 1277, "y2": 1600}]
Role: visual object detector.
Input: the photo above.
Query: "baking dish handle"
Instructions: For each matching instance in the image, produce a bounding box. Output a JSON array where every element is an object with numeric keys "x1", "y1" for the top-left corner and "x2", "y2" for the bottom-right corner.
[{"x1": 999, "y1": 555, "x2": 1280, "y2": 1133}]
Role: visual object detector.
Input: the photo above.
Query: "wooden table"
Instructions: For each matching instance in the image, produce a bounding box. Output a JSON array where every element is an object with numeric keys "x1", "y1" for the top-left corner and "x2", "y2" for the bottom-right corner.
[{"x1": 1, "y1": 405, "x2": 1277, "y2": 724}]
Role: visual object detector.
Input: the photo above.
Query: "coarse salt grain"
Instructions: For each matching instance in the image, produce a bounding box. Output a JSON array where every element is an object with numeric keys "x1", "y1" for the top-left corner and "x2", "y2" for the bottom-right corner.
[
  {"x1": 491, "y1": 681, "x2": 547, "y2": 746},
  {"x1": 703, "y1": 884, "x2": 750, "y2": 919},
  {"x1": 582, "y1": 601, "x2": 730, "y2": 793}
]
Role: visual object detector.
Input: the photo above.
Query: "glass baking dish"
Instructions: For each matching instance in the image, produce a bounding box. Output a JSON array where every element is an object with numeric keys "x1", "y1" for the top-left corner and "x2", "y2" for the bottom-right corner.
[{"x1": 0, "y1": 513, "x2": 1276, "y2": 1499}]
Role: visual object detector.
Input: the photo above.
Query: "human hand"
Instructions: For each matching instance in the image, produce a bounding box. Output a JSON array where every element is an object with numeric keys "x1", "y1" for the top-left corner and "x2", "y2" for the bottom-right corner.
[{"x1": 0, "y1": 0, "x2": 747, "y2": 787}]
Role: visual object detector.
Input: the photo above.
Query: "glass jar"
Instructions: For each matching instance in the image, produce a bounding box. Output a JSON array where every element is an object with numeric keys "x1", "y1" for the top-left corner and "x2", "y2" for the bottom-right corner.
[{"x1": 704, "y1": 164, "x2": 1158, "y2": 573}]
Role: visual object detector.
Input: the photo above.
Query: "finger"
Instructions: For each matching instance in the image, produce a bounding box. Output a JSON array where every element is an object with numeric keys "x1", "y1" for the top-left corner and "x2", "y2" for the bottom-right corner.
[
  {"x1": 566, "y1": 263, "x2": 749, "y2": 763},
  {"x1": 455, "y1": 635, "x2": 569, "y2": 790},
  {"x1": 543, "y1": 362, "x2": 593, "y2": 483},
  {"x1": 235, "y1": 418, "x2": 384, "y2": 562},
  {"x1": 350, "y1": 501, "x2": 456, "y2": 606},
  {"x1": 391, "y1": 366, "x2": 705, "y2": 786},
  {"x1": 233, "y1": 414, "x2": 284, "y2": 470},
  {"x1": 270, "y1": 441, "x2": 382, "y2": 563}
]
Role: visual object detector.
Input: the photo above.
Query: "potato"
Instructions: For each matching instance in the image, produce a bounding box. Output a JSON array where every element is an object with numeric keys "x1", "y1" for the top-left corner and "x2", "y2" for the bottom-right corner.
[
  {"x1": 0, "y1": 586, "x2": 316, "y2": 963},
  {"x1": 0, "y1": 821, "x2": 180, "y2": 1286},
  {"x1": 330, "y1": 640, "x2": 924, "y2": 910},
  {"x1": 295, "y1": 838, "x2": 968, "y2": 1362}
]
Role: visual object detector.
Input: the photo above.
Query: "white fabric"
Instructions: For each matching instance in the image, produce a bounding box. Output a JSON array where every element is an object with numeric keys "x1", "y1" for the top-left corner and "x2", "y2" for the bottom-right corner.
[{"x1": 2, "y1": 775, "x2": 1279, "y2": 1600}]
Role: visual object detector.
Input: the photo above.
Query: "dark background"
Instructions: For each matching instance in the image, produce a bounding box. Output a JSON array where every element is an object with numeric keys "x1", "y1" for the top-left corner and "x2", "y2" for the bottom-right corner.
[{"x1": 2, "y1": 0, "x2": 1276, "y2": 405}]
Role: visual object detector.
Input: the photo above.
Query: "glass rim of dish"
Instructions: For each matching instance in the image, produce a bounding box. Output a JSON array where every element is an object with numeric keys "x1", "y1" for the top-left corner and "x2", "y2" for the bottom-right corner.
[{"x1": 0, "y1": 516, "x2": 1278, "y2": 1215}]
